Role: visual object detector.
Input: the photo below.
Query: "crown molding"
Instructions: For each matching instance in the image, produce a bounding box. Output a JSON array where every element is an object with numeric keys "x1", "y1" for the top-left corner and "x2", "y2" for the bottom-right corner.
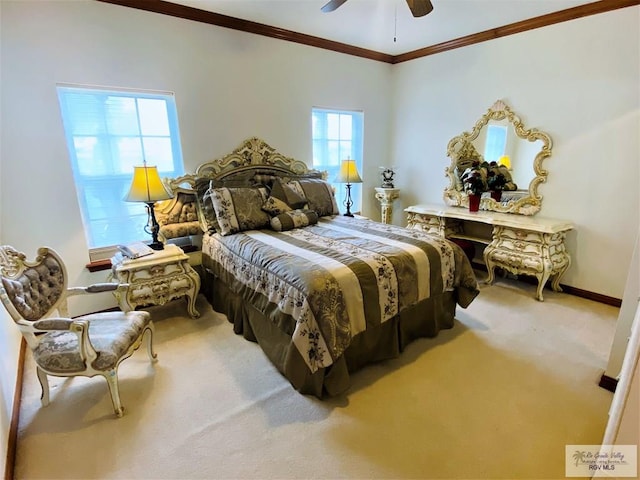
[
  {"x1": 97, "y1": 0, "x2": 639, "y2": 64},
  {"x1": 96, "y1": 0, "x2": 394, "y2": 63},
  {"x1": 393, "y1": 0, "x2": 640, "y2": 63}
]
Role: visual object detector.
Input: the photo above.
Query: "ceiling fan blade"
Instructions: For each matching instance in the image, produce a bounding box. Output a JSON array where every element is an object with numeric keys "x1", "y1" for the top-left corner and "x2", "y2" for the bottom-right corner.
[
  {"x1": 405, "y1": 0, "x2": 434, "y2": 17},
  {"x1": 321, "y1": 0, "x2": 349, "y2": 13}
]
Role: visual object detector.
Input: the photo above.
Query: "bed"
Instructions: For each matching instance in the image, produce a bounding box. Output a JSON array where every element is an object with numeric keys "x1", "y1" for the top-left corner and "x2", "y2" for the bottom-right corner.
[{"x1": 177, "y1": 137, "x2": 479, "y2": 398}]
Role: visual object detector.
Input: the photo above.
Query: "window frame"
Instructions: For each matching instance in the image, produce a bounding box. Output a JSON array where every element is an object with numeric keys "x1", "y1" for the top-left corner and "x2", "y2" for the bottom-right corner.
[
  {"x1": 56, "y1": 84, "x2": 185, "y2": 262},
  {"x1": 483, "y1": 124, "x2": 508, "y2": 163},
  {"x1": 311, "y1": 107, "x2": 364, "y2": 214}
]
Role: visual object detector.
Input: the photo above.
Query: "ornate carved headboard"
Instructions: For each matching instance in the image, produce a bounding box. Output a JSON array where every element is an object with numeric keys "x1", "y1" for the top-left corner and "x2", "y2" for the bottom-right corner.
[
  {"x1": 164, "y1": 137, "x2": 322, "y2": 192},
  {"x1": 164, "y1": 137, "x2": 325, "y2": 236}
]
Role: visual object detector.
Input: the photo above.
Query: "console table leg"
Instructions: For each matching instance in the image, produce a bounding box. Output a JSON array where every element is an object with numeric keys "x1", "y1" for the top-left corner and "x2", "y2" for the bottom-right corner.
[
  {"x1": 550, "y1": 277, "x2": 563, "y2": 293},
  {"x1": 484, "y1": 251, "x2": 496, "y2": 285},
  {"x1": 535, "y1": 271, "x2": 553, "y2": 302},
  {"x1": 550, "y1": 260, "x2": 570, "y2": 293}
]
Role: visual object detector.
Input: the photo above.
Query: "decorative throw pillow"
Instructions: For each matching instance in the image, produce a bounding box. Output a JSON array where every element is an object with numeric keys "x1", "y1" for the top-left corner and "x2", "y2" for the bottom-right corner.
[
  {"x1": 262, "y1": 196, "x2": 292, "y2": 216},
  {"x1": 202, "y1": 174, "x2": 268, "y2": 233},
  {"x1": 270, "y1": 177, "x2": 308, "y2": 209},
  {"x1": 253, "y1": 172, "x2": 278, "y2": 188},
  {"x1": 195, "y1": 178, "x2": 219, "y2": 234},
  {"x1": 209, "y1": 186, "x2": 270, "y2": 236},
  {"x1": 270, "y1": 209, "x2": 319, "y2": 232},
  {"x1": 289, "y1": 178, "x2": 339, "y2": 217}
]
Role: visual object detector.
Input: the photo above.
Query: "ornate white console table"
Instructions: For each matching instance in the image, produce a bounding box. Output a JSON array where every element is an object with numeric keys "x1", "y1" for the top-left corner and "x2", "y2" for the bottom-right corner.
[
  {"x1": 374, "y1": 187, "x2": 400, "y2": 224},
  {"x1": 405, "y1": 204, "x2": 574, "y2": 301}
]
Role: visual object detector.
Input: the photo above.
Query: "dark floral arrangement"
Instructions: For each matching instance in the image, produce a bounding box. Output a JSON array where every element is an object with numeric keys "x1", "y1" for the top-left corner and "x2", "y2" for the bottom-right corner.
[
  {"x1": 487, "y1": 170, "x2": 507, "y2": 192},
  {"x1": 462, "y1": 170, "x2": 486, "y2": 196}
]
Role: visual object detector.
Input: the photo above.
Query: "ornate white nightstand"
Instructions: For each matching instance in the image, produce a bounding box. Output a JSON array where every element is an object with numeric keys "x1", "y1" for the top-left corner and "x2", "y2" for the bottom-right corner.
[
  {"x1": 374, "y1": 187, "x2": 400, "y2": 224},
  {"x1": 111, "y1": 244, "x2": 201, "y2": 318}
]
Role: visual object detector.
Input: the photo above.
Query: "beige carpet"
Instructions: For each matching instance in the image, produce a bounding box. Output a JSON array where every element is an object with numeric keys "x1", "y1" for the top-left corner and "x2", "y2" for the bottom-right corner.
[{"x1": 14, "y1": 276, "x2": 618, "y2": 480}]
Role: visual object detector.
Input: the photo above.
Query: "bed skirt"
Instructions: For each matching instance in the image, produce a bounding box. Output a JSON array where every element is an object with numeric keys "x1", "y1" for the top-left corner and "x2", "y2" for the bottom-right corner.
[{"x1": 203, "y1": 270, "x2": 458, "y2": 398}]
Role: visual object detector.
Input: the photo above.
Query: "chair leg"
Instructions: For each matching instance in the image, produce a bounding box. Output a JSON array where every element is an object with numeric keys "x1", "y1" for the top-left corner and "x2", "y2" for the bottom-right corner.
[
  {"x1": 146, "y1": 324, "x2": 158, "y2": 363},
  {"x1": 104, "y1": 369, "x2": 124, "y2": 417},
  {"x1": 36, "y1": 367, "x2": 50, "y2": 407}
]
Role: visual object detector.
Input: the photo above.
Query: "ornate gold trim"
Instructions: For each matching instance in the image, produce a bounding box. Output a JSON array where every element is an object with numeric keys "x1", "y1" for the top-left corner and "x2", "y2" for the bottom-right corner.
[
  {"x1": 443, "y1": 100, "x2": 553, "y2": 216},
  {"x1": 164, "y1": 137, "x2": 318, "y2": 191}
]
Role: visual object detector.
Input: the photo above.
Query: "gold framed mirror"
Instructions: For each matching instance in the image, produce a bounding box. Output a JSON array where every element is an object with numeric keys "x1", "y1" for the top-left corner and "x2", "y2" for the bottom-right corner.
[{"x1": 443, "y1": 100, "x2": 552, "y2": 215}]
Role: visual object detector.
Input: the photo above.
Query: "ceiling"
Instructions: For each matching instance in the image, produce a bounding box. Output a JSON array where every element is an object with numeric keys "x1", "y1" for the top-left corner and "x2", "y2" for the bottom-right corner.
[{"x1": 168, "y1": 0, "x2": 596, "y2": 55}]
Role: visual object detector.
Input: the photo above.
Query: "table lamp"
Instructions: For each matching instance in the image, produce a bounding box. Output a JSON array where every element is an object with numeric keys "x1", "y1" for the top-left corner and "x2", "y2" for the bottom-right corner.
[
  {"x1": 124, "y1": 162, "x2": 173, "y2": 250},
  {"x1": 336, "y1": 159, "x2": 363, "y2": 217}
]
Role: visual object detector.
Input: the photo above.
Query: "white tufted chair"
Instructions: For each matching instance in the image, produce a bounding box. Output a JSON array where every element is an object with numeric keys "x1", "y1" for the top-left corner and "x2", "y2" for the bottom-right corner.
[{"x1": 0, "y1": 245, "x2": 157, "y2": 417}]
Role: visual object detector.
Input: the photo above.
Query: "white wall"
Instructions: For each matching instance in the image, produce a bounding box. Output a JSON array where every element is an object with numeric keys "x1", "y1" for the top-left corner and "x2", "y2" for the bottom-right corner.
[
  {"x1": 0, "y1": 2, "x2": 22, "y2": 469},
  {"x1": 391, "y1": 7, "x2": 640, "y2": 298},
  {"x1": 0, "y1": 311, "x2": 20, "y2": 478},
  {"x1": 601, "y1": 302, "x2": 640, "y2": 469},
  {"x1": 604, "y1": 231, "x2": 639, "y2": 379},
  {"x1": 1, "y1": 0, "x2": 638, "y2": 471},
  {"x1": 0, "y1": 0, "x2": 393, "y2": 469},
  {"x1": 0, "y1": 18, "x2": 20, "y2": 467},
  {"x1": 0, "y1": 0, "x2": 393, "y2": 314}
]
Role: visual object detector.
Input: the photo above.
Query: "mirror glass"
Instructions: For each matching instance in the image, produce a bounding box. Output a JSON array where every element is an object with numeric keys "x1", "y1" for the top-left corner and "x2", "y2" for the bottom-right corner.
[{"x1": 443, "y1": 100, "x2": 552, "y2": 215}]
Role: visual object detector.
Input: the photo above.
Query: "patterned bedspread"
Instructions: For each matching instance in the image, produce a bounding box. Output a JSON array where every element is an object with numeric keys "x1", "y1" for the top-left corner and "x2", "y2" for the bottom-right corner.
[{"x1": 203, "y1": 216, "x2": 478, "y2": 373}]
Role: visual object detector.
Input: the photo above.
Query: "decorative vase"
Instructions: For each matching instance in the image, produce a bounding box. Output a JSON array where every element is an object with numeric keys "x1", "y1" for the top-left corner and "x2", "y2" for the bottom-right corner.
[
  {"x1": 490, "y1": 190, "x2": 502, "y2": 202},
  {"x1": 468, "y1": 194, "x2": 481, "y2": 212}
]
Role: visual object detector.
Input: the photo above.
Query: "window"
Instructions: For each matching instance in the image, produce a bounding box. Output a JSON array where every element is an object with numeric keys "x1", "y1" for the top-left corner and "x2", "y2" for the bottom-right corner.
[
  {"x1": 57, "y1": 85, "x2": 184, "y2": 259},
  {"x1": 483, "y1": 124, "x2": 508, "y2": 163},
  {"x1": 312, "y1": 108, "x2": 364, "y2": 214}
]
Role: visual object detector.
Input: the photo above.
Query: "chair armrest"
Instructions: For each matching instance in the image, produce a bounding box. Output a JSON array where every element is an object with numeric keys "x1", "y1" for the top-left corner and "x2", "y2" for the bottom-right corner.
[
  {"x1": 28, "y1": 318, "x2": 98, "y2": 365},
  {"x1": 67, "y1": 283, "x2": 121, "y2": 296},
  {"x1": 65, "y1": 283, "x2": 132, "y2": 313},
  {"x1": 32, "y1": 318, "x2": 74, "y2": 331},
  {"x1": 86, "y1": 283, "x2": 121, "y2": 293},
  {"x1": 70, "y1": 320, "x2": 98, "y2": 365}
]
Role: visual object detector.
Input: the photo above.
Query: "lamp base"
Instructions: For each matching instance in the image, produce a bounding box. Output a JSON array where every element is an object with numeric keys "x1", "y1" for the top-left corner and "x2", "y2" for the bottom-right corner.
[
  {"x1": 148, "y1": 241, "x2": 164, "y2": 251},
  {"x1": 343, "y1": 183, "x2": 355, "y2": 218},
  {"x1": 144, "y1": 202, "x2": 164, "y2": 251}
]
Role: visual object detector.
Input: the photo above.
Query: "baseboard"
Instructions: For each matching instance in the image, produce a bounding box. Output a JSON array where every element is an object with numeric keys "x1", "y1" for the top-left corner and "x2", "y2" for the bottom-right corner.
[
  {"x1": 4, "y1": 338, "x2": 26, "y2": 480},
  {"x1": 472, "y1": 265, "x2": 622, "y2": 307},
  {"x1": 599, "y1": 373, "x2": 618, "y2": 393},
  {"x1": 560, "y1": 285, "x2": 622, "y2": 307}
]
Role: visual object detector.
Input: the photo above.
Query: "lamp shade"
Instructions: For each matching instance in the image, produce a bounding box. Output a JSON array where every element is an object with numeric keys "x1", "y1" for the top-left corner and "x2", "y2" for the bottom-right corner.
[
  {"x1": 124, "y1": 165, "x2": 173, "y2": 203},
  {"x1": 498, "y1": 155, "x2": 511, "y2": 170},
  {"x1": 336, "y1": 159, "x2": 363, "y2": 184}
]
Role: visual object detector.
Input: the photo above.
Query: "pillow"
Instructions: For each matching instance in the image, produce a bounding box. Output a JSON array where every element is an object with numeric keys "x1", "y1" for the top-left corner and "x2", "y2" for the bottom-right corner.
[
  {"x1": 253, "y1": 173, "x2": 278, "y2": 188},
  {"x1": 289, "y1": 178, "x2": 339, "y2": 217},
  {"x1": 270, "y1": 210, "x2": 319, "y2": 232},
  {"x1": 195, "y1": 178, "x2": 219, "y2": 234},
  {"x1": 209, "y1": 186, "x2": 270, "y2": 236},
  {"x1": 262, "y1": 196, "x2": 292, "y2": 216},
  {"x1": 201, "y1": 173, "x2": 270, "y2": 233},
  {"x1": 270, "y1": 177, "x2": 308, "y2": 209}
]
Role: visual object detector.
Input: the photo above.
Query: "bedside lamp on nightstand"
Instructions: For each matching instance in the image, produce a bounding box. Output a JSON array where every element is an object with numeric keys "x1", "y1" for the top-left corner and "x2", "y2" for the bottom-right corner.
[
  {"x1": 336, "y1": 159, "x2": 363, "y2": 217},
  {"x1": 125, "y1": 161, "x2": 173, "y2": 250}
]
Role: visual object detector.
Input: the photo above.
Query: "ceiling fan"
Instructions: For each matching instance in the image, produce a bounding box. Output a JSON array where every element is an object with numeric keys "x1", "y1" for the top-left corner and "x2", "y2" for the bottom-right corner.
[{"x1": 321, "y1": 0, "x2": 434, "y2": 18}]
